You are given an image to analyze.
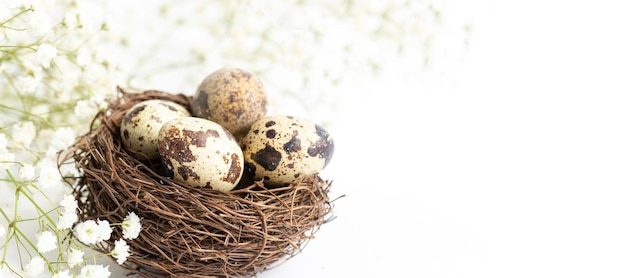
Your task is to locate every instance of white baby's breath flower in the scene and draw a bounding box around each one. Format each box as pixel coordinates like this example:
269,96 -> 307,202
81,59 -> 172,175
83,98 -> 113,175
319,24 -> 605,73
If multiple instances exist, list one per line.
77,264 -> 110,278
60,194 -> 78,213
57,210 -> 78,230
73,218 -> 111,245
0,224 -> 6,239
51,127 -> 76,151
74,99 -> 98,119
36,43 -> 58,69
96,219 -> 112,241
19,76 -> 39,93
36,230 -> 57,253
75,220 -> 99,245
25,256 -> 45,277
122,211 -> 142,240
12,121 -> 36,147
111,239 -> 130,265
67,248 -> 84,268
37,160 -> 62,189
19,163 -> 36,180
28,8 -> 52,37
52,270 -> 72,278
76,47 -> 92,67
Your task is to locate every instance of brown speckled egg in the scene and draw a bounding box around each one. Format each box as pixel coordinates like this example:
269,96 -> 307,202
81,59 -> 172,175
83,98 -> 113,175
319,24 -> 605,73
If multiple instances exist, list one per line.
120,99 -> 191,160
158,117 -> 244,192
241,115 -> 334,186
190,67 -> 268,138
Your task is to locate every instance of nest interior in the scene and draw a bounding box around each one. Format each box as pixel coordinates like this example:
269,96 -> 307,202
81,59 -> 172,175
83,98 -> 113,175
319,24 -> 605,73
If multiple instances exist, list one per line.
60,88 -> 336,277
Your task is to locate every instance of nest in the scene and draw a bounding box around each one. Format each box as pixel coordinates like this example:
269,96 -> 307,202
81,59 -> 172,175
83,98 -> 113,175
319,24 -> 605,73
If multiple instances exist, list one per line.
60,88 -> 336,277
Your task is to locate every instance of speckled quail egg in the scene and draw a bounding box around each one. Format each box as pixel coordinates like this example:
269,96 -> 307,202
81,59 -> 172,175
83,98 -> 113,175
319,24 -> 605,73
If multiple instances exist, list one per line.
121,99 -> 191,160
190,67 -> 269,138
240,115 -> 334,186
158,117 -> 244,192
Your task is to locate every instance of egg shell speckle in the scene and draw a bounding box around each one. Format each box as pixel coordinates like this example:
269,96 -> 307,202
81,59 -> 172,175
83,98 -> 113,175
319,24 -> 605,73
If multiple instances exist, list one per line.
241,115 -> 334,186
158,117 -> 244,192
190,67 -> 268,138
120,99 -> 191,160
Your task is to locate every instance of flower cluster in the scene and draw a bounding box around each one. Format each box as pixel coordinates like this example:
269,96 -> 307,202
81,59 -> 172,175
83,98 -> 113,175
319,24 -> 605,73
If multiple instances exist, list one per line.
25,209 -> 142,278
0,0 -> 139,277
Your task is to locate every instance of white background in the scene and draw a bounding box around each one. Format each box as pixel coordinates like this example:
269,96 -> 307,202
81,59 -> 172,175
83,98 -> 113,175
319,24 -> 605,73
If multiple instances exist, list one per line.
256,1 -> 626,277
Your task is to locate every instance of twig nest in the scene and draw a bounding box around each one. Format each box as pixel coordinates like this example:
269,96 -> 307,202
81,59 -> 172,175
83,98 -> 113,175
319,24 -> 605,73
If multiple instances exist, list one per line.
61,88 -> 336,277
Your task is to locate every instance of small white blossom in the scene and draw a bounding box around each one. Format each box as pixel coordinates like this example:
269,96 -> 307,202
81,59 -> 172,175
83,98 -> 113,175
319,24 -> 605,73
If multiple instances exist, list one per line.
52,270 -> 72,278
36,43 -> 58,69
96,219 -> 112,241
36,230 -> 57,253
0,224 -> 6,239
77,264 -> 110,278
122,211 -> 142,240
12,121 -> 36,147
74,99 -> 98,119
60,194 -> 78,213
74,218 -> 113,245
57,210 -> 78,230
25,256 -> 45,277
19,163 -> 36,180
76,47 -> 92,67
111,239 -> 130,265
51,127 -> 76,151
67,248 -> 84,268
28,8 -> 52,37
19,76 -> 39,93
75,220 -> 99,245
37,160 -> 62,189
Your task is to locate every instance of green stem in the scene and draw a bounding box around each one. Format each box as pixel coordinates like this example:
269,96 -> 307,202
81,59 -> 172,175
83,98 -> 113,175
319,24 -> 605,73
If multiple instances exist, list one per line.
0,6 -> 34,28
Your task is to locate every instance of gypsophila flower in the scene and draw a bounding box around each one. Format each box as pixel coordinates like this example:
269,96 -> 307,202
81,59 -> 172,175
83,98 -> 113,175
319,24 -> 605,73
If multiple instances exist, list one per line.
19,163 -> 36,180
75,220 -> 99,245
96,219 -> 113,241
77,264 -> 111,278
12,121 -> 36,147
36,43 -> 58,69
37,160 -> 62,189
19,75 -> 39,93
36,230 -> 57,253
57,210 -> 78,230
51,127 -> 76,151
111,239 -> 130,265
52,270 -> 72,278
60,194 -> 78,212
67,248 -> 84,268
72,219 -> 112,244
122,211 -> 142,240
25,256 -> 45,277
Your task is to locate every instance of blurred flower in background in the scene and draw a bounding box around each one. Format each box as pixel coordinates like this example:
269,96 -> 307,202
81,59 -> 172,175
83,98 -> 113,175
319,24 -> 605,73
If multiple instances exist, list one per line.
0,0 -> 470,276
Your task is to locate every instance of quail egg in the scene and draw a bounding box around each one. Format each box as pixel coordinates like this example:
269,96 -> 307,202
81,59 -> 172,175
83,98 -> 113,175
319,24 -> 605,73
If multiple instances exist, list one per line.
120,99 -> 191,160
190,67 -> 269,138
158,117 -> 244,192
240,115 -> 334,186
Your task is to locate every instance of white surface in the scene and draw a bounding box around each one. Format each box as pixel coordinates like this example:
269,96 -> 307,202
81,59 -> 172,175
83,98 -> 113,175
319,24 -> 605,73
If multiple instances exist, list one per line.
255,1 -> 626,278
